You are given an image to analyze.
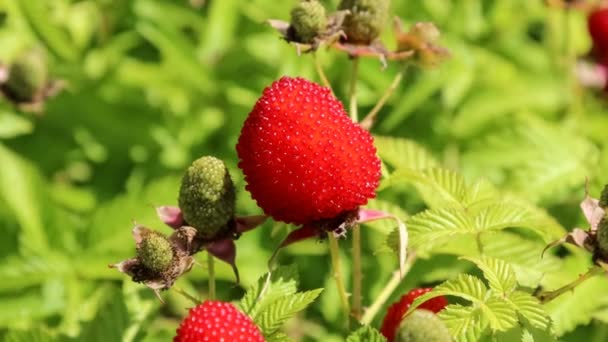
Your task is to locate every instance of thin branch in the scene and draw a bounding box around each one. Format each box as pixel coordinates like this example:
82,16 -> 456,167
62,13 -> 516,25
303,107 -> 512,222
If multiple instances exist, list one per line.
360,67 -> 406,130
352,225 -> 362,320
360,253 -> 417,325
328,233 -> 351,319
536,266 -> 604,304
349,58 -> 359,122
313,53 -> 333,92
208,252 -> 216,300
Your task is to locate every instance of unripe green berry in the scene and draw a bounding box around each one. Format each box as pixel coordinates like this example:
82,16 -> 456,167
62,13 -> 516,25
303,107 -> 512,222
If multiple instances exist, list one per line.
396,310 -> 451,342
138,231 -> 173,273
290,0 -> 327,43
599,184 -> 608,209
338,0 -> 390,44
178,156 -> 236,239
5,50 -> 47,102
598,215 -> 608,256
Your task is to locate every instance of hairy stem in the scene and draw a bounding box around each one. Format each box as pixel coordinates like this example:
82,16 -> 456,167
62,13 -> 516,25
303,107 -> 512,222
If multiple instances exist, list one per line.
361,253 -> 417,325
208,252 -> 216,300
349,58 -> 359,121
313,53 -> 332,92
328,233 -> 351,319
536,266 -> 604,304
352,225 -> 362,319
174,287 -> 201,306
360,67 -> 406,130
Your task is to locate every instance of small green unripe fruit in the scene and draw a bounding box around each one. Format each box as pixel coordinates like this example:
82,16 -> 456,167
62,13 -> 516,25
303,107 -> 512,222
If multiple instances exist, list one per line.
138,231 -> 173,273
396,309 -> 451,342
290,0 -> 327,43
598,216 -> 608,256
338,0 -> 390,44
5,50 -> 48,102
178,156 -> 236,239
599,184 -> 608,209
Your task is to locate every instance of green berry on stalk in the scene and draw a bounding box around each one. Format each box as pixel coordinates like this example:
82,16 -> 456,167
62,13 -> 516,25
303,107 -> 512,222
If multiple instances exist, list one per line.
290,0 -> 327,43
598,215 -> 608,256
338,0 -> 390,44
178,156 -> 236,239
137,230 -> 173,274
4,49 -> 48,102
396,309 -> 451,342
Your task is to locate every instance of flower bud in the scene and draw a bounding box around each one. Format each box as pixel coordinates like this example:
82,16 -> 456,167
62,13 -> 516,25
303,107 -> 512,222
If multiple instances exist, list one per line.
597,215 -> 608,256
178,156 -> 236,239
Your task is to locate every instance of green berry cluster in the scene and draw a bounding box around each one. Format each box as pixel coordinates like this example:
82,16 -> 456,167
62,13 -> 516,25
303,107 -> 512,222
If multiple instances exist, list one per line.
339,0 -> 390,44
178,156 -> 236,239
290,0 -> 328,43
137,231 -> 174,274
396,309 -> 451,342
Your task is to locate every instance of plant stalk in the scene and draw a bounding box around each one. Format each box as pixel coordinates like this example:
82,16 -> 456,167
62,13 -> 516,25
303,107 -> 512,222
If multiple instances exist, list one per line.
208,252 -> 216,300
352,225 -> 362,319
536,266 -> 604,304
349,58 -> 359,121
360,253 -> 417,325
313,53 -> 333,92
360,67 -> 406,130
328,233 -> 351,318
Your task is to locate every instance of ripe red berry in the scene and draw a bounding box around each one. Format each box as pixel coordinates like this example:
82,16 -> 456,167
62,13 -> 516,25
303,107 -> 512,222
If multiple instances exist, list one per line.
174,301 -> 264,342
589,7 -> 608,65
236,76 -> 381,225
380,288 -> 448,342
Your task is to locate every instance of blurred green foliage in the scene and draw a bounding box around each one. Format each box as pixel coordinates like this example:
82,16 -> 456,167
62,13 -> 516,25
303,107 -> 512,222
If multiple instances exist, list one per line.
0,0 -> 607,341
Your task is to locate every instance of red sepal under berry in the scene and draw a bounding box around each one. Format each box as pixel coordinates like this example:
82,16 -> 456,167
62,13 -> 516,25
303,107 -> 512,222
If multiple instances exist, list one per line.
174,300 -> 265,342
380,288 -> 448,342
236,76 -> 381,225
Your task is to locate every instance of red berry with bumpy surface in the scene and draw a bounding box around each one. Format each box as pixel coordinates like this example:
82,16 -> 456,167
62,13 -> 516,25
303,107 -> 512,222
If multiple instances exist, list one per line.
589,7 -> 608,65
236,76 -> 381,225
174,301 -> 265,342
380,288 -> 448,342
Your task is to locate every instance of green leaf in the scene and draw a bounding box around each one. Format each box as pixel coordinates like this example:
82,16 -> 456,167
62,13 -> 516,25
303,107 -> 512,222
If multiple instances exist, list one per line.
0,144 -> 48,254
405,203 -> 546,253
257,289 -> 323,335
0,111 -> 33,139
374,136 -> 439,171
345,325 -> 387,342
507,291 -> 551,331
4,327 -> 58,342
438,304 -> 486,342
462,256 -> 517,296
10,0 -> 78,61
545,275 -> 608,336
266,332 -> 294,342
239,264 -> 299,318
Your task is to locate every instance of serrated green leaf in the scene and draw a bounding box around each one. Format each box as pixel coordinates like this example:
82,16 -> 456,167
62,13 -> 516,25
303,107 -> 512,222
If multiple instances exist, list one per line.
462,256 -> 517,296
257,289 -> 323,335
507,291 -> 551,331
345,325 -> 387,342
484,296 -> 518,331
374,135 -> 439,171
439,304 -> 486,342
405,203 -> 545,253
266,332 -> 294,342
239,265 -> 299,319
